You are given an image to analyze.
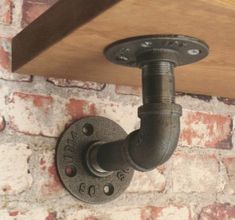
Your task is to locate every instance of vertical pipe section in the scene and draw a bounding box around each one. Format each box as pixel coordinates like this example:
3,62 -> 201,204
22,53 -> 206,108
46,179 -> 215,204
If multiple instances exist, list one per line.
142,61 -> 175,104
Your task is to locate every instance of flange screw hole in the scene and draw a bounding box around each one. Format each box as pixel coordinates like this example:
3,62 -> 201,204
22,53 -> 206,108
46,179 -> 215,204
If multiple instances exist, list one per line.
65,165 -> 77,177
82,124 -> 94,136
104,183 -> 114,196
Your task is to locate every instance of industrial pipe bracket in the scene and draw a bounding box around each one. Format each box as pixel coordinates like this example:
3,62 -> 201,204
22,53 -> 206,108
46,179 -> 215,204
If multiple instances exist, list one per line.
56,35 -> 209,204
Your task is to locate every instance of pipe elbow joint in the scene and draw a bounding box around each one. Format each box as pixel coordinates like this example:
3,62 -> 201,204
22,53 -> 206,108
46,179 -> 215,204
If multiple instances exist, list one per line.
125,103 -> 182,172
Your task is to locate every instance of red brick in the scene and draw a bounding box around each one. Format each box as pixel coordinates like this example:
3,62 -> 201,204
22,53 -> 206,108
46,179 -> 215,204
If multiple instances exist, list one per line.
8,211 -> 19,217
0,0 -> 13,25
180,110 -> 232,149
66,98 -> 95,120
38,151 -> 64,198
199,204 -> 235,220
141,205 -> 191,220
47,78 -> 106,91
171,152 -> 221,193
115,85 -> 141,96
45,212 -> 57,220
22,0 -> 58,26
0,208 -> 56,219
13,92 -> 53,110
0,37 -> 10,71
0,37 -> 32,81
7,92 -> 95,137
223,157 -> 235,195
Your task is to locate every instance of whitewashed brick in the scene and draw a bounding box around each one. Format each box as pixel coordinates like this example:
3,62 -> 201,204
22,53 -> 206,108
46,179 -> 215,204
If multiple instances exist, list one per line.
0,143 -> 32,195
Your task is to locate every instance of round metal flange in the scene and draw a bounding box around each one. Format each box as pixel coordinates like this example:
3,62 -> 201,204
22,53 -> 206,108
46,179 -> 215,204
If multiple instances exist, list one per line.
56,116 -> 134,204
104,34 -> 209,67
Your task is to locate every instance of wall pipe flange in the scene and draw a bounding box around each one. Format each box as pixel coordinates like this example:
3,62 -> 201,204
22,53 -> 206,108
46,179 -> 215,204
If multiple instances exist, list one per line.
56,116 -> 134,204
56,35 -> 209,204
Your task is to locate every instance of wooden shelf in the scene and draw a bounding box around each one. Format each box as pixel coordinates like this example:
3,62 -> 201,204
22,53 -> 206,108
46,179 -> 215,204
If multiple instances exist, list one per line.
12,0 -> 235,98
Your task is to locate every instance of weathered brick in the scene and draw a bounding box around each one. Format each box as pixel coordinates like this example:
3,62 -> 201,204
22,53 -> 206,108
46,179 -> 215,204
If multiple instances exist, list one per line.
140,205 -> 191,220
0,208 -> 56,220
96,101 -> 138,134
0,69 -> 32,82
22,0 -> 58,26
223,157 -> 235,195
0,37 -> 32,81
0,0 -> 12,25
180,110 -> 232,149
36,151 -> 64,198
47,78 -> 106,91
171,152 -> 221,193
127,169 -> 166,193
65,209 -> 101,220
7,92 -> 95,137
66,98 -> 95,120
115,85 -> 141,96
65,205 -> 190,220
0,37 -> 10,71
0,143 -> 32,195
199,203 -> 235,220
105,207 -> 141,220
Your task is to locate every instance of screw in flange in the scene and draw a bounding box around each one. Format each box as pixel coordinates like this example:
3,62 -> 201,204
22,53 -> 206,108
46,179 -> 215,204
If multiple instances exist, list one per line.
187,49 -> 201,55
141,41 -> 153,48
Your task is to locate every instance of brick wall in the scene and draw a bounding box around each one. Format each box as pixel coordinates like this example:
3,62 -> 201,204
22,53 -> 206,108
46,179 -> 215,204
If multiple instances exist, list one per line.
0,1 -> 235,220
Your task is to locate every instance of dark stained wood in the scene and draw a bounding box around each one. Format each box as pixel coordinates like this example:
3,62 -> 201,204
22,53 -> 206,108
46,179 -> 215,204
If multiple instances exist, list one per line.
12,0 -> 120,71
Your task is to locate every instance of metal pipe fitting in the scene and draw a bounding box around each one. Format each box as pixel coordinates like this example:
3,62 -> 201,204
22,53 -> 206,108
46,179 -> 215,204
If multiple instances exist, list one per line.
56,35 -> 209,204
93,56 -> 182,172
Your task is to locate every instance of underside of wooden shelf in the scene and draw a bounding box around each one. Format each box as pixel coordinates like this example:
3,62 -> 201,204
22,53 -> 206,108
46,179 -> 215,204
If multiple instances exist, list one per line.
12,0 -> 235,98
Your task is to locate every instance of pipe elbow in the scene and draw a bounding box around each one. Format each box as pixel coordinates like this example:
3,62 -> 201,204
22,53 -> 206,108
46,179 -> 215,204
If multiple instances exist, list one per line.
126,103 -> 182,171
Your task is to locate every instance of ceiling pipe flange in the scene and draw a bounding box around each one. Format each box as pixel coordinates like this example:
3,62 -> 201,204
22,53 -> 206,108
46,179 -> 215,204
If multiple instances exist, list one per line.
56,35 -> 209,204
104,34 -> 208,67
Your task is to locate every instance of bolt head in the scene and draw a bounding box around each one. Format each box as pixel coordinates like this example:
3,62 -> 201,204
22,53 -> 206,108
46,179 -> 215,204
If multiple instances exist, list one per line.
187,49 -> 201,55
141,41 -> 153,48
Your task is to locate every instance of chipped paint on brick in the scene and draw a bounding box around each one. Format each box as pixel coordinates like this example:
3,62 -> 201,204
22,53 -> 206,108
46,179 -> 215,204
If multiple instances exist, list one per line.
0,143 -> 32,195
180,110 -> 232,149
141,205 -> 191,220
223,157 -> 235,195
22,0 -> 58,26
0,0 -> 12,25
45,212 -> 57,220
199,204 -> 235,220
8,211 -> 19,217
172,152 -> 223,193
66,98 -> 96,120
37,151 -> 64,198
127,169 -> 166,193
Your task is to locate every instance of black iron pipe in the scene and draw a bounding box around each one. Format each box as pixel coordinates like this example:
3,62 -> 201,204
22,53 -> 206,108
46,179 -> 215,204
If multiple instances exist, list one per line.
90,54 -> 182,173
